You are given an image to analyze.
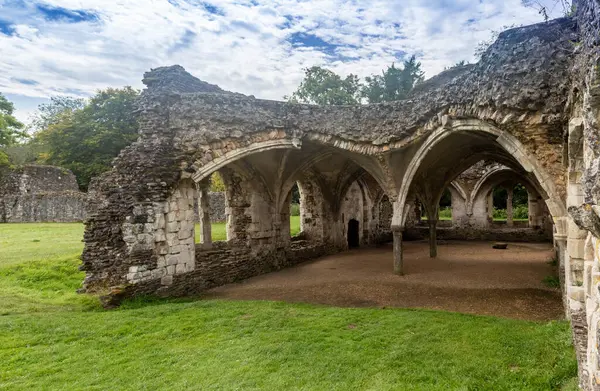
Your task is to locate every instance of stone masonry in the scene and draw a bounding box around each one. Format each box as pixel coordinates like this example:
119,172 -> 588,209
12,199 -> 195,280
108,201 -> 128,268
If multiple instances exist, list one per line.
0,165 -> 87,223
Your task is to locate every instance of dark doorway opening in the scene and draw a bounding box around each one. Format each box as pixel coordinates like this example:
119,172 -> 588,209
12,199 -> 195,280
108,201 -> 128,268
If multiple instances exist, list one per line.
348,219 -> 360,248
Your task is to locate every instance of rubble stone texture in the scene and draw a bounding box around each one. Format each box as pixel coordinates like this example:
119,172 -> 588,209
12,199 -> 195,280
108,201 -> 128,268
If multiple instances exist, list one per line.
81,5 -> 600,388
0,165 -> 86,223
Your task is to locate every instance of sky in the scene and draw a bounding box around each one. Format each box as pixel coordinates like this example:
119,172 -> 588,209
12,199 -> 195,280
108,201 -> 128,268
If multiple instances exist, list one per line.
0,0 -> 565,123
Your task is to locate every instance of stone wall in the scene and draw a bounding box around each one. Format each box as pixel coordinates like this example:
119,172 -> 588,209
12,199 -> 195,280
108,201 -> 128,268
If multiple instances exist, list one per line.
0,165 -> 87,223
194,191 -> 226,222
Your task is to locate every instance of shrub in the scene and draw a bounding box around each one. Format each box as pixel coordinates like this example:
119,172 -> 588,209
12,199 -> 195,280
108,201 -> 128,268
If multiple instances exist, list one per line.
290,203 -> 300,216
439,207 -> 452,220
513,205 -> 528,220
0,150 -> 9,167
493,208 -> 507,220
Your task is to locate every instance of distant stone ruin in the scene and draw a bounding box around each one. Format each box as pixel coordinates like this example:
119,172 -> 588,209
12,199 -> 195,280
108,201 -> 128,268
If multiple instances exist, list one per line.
0,165 -> 86,223
80,3 -> 600,388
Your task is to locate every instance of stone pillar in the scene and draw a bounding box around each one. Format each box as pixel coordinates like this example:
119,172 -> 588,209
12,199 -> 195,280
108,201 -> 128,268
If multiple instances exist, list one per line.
528,196 -> 538,229
428,219 -> 437,258
506,187 -> 514,227
487,193 -> 494,225
198,180 -> 212,248
393,229 -> 403,275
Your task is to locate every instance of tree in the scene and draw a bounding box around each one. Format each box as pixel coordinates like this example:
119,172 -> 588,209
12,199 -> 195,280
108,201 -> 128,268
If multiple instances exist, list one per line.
287,66 -> 361,105
361,56 -> 425,103
34,87 -> 140,190
209,172 -> 226,192
29,96 -> 85,132
0,93 -> 26,147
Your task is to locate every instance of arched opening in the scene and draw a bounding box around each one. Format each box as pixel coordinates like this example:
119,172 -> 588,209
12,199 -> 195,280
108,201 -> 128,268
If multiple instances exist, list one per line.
348,219 -> 360,248
289,182 -> 301,238
512,183 -> 529,226
439,188 -> 452,226
394,120 -> 565,273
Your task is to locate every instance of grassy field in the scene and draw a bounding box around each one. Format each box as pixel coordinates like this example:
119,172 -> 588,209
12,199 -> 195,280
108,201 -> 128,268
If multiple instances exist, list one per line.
0,222 -> 578,390
199,216 -> 301,242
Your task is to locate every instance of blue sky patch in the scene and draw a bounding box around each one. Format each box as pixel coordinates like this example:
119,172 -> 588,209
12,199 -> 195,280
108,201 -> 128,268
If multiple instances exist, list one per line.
288,32 -> 341,56
201,2 -> 224,15
35,4 -> 99,23
0,20 -> 16,35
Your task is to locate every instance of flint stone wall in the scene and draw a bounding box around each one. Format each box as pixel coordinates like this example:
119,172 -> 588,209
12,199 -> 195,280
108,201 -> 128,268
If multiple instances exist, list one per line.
193,191 -> 226,222
0,165 -> 86,223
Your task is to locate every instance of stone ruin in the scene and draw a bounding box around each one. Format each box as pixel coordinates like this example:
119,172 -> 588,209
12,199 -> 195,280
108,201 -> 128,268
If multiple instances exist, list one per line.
0,165 -> 86,223
80,2 -> 600,388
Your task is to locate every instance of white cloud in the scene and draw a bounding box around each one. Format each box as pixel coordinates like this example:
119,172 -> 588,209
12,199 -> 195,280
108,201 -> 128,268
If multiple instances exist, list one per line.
0,0 -> 566,123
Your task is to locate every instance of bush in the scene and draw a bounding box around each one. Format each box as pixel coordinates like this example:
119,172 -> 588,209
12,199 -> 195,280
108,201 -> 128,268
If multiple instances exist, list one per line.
493,208 -> 507,220
290,203 -> 300,216
0,150 -> 9,167
439,207 -> 452,220
513,204 -> 528,220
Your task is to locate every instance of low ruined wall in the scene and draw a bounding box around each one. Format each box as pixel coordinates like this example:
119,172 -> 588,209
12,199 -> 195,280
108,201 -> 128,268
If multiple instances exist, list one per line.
0,165 -> 87,223
0,192 -> 87,223
405,226 -> 552,243
101,240 -> 338,306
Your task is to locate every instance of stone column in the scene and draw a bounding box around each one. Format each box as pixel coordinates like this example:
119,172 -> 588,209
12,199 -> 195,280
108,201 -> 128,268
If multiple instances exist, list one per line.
393,229 -> 404,275
506,187 -> 514,227
428,219 -> 437,258
487,193 -> 494,225
528,196 -> 539,229
198,180 -> 212,248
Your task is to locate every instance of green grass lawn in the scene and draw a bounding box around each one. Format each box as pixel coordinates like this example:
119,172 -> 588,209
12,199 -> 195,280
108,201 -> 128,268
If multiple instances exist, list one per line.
0,222 -> 578,390
196,216 -> 301,242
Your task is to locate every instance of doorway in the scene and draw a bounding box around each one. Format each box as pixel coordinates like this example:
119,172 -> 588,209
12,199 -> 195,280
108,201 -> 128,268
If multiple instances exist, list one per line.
348,219 -> 360,248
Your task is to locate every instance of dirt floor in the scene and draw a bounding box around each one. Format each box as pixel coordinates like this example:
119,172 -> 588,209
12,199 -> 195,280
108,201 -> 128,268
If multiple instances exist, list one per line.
205,241 -> 563,321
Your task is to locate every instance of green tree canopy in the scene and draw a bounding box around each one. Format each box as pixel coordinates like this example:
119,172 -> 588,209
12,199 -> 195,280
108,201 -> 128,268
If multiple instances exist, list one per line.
29,96 -> 85,132
288,57 -> 425,106
34,87 -> 140,191
287,66 -> 362,105
0,93 -> 26,147
361,56 -> 425,103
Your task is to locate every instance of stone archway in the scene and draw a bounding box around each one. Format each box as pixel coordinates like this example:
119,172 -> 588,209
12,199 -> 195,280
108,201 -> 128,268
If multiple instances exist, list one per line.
394,119 -> 566,232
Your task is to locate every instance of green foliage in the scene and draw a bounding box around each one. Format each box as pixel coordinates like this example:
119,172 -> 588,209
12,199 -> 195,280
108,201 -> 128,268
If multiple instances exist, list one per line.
288,56 -> 425,105
439,188 -> 452,208
209,172 -> 226,192
0,150 -> 9,167
290,203 -> 300,216
0,143 -> 46,166
439,207 -> 452,220
493,184 -> 528,210
361,56 -> 425,103
287,66 -> 361,105
291,183 -> 300,204
0,93 -> 26,147
33,87 -> 140,190
29,96 -> 85,132
513,183 -> 528,205
196,216 -> 300,242
513,205 -> 529,220
493,207 -> 508,220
